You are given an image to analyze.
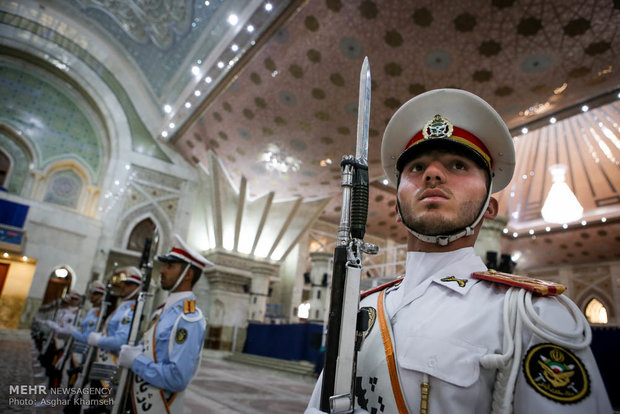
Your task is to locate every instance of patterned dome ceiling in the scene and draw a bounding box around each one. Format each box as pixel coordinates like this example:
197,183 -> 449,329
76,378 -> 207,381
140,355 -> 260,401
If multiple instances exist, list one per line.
1,0 -> 618,270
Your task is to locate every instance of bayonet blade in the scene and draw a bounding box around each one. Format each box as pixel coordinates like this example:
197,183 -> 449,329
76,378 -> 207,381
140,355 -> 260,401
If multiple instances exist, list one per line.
355,57 -> 371,165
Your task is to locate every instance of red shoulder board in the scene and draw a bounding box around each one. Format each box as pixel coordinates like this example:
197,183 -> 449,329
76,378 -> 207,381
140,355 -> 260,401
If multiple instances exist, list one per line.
473,270 -> 565,296
183,299 -> 196,314
361,277 -> 403,299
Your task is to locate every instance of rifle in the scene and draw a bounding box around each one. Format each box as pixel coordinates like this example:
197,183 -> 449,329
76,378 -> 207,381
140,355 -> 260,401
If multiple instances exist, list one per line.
68,280 -> 114,409
111,229 -> 158,414
320,57 -> 377,413
55,293 -> 87,373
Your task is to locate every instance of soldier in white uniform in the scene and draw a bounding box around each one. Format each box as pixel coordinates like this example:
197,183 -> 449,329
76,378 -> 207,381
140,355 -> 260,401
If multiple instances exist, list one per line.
118,234 -> 211,414
306,89 -> 613,413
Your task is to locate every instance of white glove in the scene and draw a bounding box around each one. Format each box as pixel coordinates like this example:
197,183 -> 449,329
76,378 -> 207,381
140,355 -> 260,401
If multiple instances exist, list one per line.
118,344 -> 142,368
87,332 -> 102,346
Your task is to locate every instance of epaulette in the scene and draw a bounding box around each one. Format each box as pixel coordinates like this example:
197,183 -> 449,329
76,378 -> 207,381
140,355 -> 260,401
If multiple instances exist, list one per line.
183,299 -> 196,314
473,269 -> 565,296
361,277 -> 404,299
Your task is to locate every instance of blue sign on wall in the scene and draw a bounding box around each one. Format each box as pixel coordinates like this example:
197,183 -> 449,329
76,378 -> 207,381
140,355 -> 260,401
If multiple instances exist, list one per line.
0,199 -> 29,228
0,227 -> 24,245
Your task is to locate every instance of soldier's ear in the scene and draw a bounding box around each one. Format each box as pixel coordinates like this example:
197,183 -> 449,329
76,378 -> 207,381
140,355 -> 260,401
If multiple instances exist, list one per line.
484,197 -> 499,220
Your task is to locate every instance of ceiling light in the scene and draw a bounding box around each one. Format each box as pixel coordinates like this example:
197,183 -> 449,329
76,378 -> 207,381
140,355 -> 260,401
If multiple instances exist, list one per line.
194,90 -> 201,97
169,122 -> 175,129
382,179 -> 389,185
529,229 -> 534,235
247,25 -> 255,33
22,256 -> 28,261
545,226 -> 551,232
502,228 -> 508,234
511,251 -> 522,262
205,76 -> 212,83
581,220 -> 587,226
191,66 -> 200,76
227,14 -> 238,25
161,131 -> 168,138
125,164 -> 130,170
601,217 -> 607,223
541,164 -> 583,224
204,1 -> 210,6
549,117 -> 557,124
185,102 -> 192,109
512,232 -> 518,238
231,44 -> 239,52
55,268 -> 68,278
562,223 -> 568,229
164,104 -> 172,113
521,127 -> 528,134
581,105 -> 589,112
217,61 -> 225,69
265,2 -> 273,11
2,252 -> 8,258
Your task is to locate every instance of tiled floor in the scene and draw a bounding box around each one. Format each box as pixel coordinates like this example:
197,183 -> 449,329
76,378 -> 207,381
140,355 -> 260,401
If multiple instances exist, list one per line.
0,329 -> 316,413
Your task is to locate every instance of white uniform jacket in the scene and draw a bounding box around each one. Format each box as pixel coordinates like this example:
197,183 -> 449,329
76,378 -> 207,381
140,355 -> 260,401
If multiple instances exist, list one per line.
306,247 -> 612,414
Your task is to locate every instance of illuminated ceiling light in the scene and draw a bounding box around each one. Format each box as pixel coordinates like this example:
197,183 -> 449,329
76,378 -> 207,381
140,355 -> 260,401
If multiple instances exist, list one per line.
169,122 -> 175,129
227,14 -> 238,25
510,192 -> 515,198
164,104 -> 172,113
231,44 -> 239,52
247,24 -> 255,33
114,180 -> 120,185
512,232 -> 518,238
161,131 -> 168,138
2,252 -> 8,258
502,228 -> 508,234
55,268 -> 68,278
562,223 -> 568,229
217,61 -> 225,69
185,102 -> 192,109
382,178 -> 389,185
265,2 -> 273,11
581,105 -> 589,112
521,127 -> 529,134
228,59 -> 235,66
191,65 -> 200,76
204,1 -> 210,5
22,255 -> 28,261
511,251 -> 522,262
549,117 -> 557,124
545,226 -> 551,232
581,220 -> 587,226
522,174 -> 527,180
194,90 -> 201,97
541,164 -> 583,224
205,76 -> 212,83
124,164 -> 130,170
297,302 -> 310,319
511,211 -> 519,219
601,217 -> 607,223
529,229 -> 535,235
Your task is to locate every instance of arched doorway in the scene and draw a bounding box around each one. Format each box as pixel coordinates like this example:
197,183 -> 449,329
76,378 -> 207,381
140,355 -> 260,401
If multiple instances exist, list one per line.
41,266 -> 74,304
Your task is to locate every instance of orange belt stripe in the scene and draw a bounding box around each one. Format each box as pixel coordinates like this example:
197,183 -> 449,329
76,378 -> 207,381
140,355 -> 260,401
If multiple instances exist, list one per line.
377,290 -> 409,413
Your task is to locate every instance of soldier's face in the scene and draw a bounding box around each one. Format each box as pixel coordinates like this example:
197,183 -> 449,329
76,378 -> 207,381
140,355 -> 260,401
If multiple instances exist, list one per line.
397,148 -> 488,236
160,262 -> 186,291
90,292 -> 102,305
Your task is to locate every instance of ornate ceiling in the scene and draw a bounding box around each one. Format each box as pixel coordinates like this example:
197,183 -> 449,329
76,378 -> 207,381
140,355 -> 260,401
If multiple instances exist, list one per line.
1,0 -> 619,270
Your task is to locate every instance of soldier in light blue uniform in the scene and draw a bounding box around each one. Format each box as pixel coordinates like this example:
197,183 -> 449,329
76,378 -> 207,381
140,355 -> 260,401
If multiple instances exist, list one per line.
88,267 -> 143,355
119,234 -> 212,414
72,281 -> 105,344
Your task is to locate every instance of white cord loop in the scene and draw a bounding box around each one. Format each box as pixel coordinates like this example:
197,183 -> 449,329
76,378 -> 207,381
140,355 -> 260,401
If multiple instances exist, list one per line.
481,287 -> 592,414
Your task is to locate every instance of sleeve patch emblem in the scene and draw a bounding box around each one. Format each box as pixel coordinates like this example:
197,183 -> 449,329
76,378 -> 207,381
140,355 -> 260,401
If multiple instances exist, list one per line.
523,343 -> 590,404
121,317 -> 131,325
176,328 -> 188,344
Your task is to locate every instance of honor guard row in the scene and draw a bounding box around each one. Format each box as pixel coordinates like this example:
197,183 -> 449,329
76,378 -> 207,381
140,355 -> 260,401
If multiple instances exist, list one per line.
31,234 -> 210,414
306,89 -> 613,413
